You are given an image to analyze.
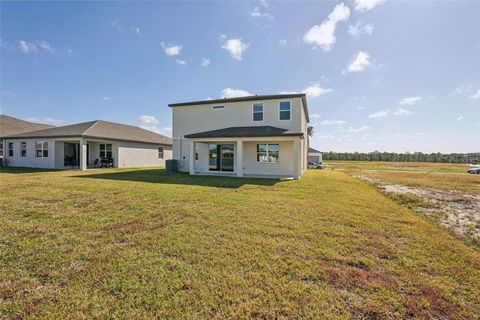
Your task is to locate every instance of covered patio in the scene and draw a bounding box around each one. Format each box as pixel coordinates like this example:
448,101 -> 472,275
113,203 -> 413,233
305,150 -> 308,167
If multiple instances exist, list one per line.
54,138 -> 117,170
185,126 -> 307,179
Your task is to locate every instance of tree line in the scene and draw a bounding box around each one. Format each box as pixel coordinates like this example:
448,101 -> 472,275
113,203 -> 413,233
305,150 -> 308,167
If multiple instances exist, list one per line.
321,151 -> 480,164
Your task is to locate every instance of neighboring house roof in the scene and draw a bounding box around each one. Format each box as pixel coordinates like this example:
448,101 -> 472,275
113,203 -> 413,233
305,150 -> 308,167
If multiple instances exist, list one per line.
0,115 -> 55,138
308,147 -> 321,153
169,93 -> 310,122
5,120 -> 173,145
184,126 -> 304,139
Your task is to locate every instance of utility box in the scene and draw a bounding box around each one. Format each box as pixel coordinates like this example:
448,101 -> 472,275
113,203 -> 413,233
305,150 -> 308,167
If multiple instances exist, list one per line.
165,159 -> 178,172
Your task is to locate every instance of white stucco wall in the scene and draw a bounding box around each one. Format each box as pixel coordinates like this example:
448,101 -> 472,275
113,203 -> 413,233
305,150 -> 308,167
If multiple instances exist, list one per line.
242,141 -> 294,176
4,138 -> 56,169
117,142 -> 172,168
172,97 -> 308,174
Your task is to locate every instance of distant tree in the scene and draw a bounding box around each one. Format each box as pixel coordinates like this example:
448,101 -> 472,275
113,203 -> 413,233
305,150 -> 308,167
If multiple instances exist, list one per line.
321,151 -> 480,163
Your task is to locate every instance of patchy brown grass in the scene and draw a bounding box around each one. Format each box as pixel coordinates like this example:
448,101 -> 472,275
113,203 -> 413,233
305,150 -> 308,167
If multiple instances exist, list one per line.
0,167 -> 479,319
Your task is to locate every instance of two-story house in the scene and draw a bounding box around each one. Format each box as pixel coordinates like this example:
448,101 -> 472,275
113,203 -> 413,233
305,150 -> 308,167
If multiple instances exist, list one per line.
169,93 -> 309,179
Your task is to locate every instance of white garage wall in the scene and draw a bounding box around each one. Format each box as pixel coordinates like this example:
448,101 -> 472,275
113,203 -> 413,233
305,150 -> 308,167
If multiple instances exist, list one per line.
117,141 -> 172,168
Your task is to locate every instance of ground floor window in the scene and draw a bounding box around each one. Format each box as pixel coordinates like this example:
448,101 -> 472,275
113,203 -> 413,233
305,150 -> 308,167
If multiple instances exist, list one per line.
158,146 -> 164,159
257,144 -> 279,163
8,142 -> 13,157
0,142 -> 3,157
100,143 -> 112,159
36,141 -> 48,158
21,142 -> 27,157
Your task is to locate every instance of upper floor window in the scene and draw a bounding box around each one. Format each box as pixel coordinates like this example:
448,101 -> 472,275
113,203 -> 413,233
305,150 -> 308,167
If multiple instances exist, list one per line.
279,101 -> 291,120
253,103 -> 263,121
21,142 -> 27,157
36,141 -> 48,158
100,143 -> 112,159
8,142 -> 13,157
158,146 -> 164,159
212,105 -> 225,110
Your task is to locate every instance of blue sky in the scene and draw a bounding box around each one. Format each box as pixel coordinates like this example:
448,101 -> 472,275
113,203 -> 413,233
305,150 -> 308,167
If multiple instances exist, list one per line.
1,0 -> 479,153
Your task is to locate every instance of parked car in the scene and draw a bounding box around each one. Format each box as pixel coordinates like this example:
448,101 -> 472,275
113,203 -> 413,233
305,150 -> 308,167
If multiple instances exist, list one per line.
467,168 -> 480,174
308,161 -> 324,169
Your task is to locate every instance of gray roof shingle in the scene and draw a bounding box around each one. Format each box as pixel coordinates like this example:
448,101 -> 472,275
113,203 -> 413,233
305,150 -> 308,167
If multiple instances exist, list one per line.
0,115 -> 55,138
184,126 -> 304,139
4,120 -> 172,145
308,147 -> 321,153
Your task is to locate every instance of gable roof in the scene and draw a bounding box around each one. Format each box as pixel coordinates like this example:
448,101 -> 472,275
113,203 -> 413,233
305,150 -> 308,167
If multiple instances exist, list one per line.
0,115 -> 55,138
5,120 -> 172,145
184,126 -> 304,139
308,147 -> 321,153
169,93 -> 310,122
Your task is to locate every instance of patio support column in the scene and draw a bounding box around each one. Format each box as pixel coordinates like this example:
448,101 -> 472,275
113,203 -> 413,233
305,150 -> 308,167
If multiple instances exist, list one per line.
236,140 -> 243,177
80,138 -> 87,171
293,138 -> 301,180
189,140 -> 195,175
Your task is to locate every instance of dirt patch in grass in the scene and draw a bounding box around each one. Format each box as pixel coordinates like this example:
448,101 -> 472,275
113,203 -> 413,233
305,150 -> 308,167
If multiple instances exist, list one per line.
355,174 -> 480,246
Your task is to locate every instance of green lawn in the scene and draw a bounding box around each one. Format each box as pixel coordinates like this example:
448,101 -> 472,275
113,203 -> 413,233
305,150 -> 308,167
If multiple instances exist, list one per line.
1,167 -> 479,319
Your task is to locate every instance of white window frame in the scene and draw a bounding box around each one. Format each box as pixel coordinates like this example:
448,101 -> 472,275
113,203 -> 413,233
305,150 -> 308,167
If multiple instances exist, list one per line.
35,141 -> 48,158
256,143 -> 280,164
279,100 -> 291,121
8,142 -> 14,157
158,146 -> 164,159
212,105 -> 225,110
0,142 -> 3,158
21,141 -> 27,157
99,143 -> 113,159
252,102 -> 264,122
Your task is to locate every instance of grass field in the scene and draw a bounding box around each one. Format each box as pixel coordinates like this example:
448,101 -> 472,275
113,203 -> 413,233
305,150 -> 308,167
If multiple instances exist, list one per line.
1,167 -> 480,319
326,160 -> 471,173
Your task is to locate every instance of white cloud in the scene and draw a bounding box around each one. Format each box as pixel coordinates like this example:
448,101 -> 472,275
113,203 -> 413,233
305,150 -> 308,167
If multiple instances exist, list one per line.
316,134 -> 335,139
250,6 -> 273,20
102,96 -> 110,101
348,126 -> 370,133
66,48 -> 73,56
368,110 -> 389,119
25,117 -> 64,126
111,20 -> 123,31
130,26 -> 141,35
346,51 -> 370,73
320,119 -> 346,126
18,40 -> 56,54
220,88 -> 253,98
354,0 -> 385,12
469,89 -> 480,99
37,41 -> 55,53
356,105 -> 364,110
457,114 -> 464,121
279,39 -> 287,46
221,38 -> 250,60
259,0 -> 269,7
394,108 -> 414,116
176,59 -> 186,65
450,85 -> 472,95
1,91 -> 17,97
348,21 -> 374,36
279,82 -> 332,99
399,96 -> 422,105
310,113 -> 322,119
303,3 -> 350,51
304,83 -> 333,98
201,58 -> 211,67
0,38 -> 13,49
160,42 -> 182,56
139,115 -> 159,125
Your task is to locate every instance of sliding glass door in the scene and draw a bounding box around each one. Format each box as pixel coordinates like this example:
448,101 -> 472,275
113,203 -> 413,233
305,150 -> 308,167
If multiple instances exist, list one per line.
208,144 -> 234,172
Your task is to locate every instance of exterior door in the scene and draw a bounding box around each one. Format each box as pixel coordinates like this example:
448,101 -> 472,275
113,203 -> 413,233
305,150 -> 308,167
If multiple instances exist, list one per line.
208,144 -> 234,172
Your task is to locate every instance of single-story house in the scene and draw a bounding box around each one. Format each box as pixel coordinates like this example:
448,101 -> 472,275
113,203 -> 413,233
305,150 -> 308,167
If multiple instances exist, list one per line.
169,93 -> 310,179
308,147 -> 323,163
0,115 -> 54,159
2,117 -> 172,170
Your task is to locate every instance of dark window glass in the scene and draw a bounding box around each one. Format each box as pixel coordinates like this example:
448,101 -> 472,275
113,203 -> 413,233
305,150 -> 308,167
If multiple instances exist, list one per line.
21,142 -> 27,157
253,103 -> 263,121
8,142 -> 13,157
279,101 -> 291,120
158,146 -> 164,159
